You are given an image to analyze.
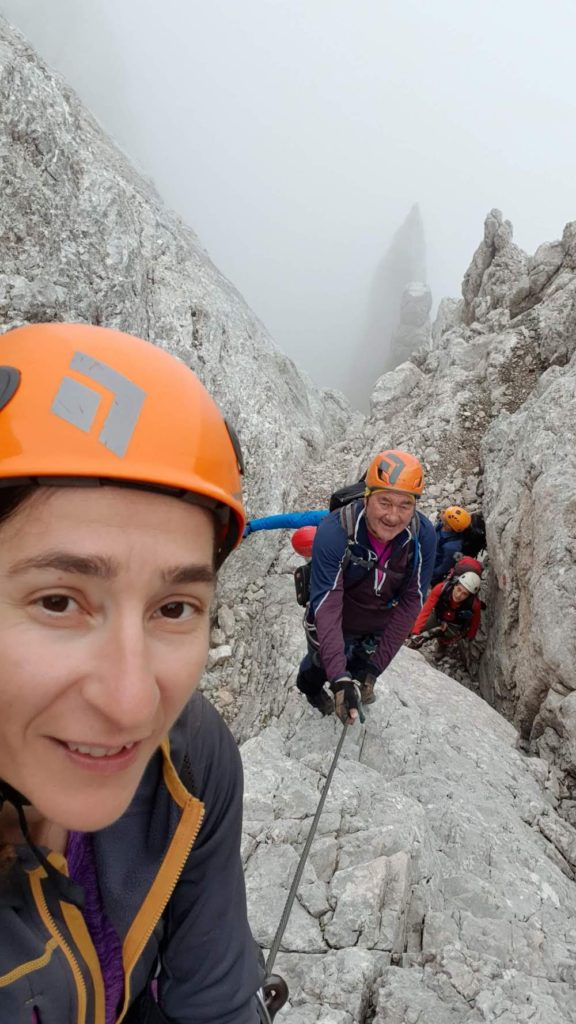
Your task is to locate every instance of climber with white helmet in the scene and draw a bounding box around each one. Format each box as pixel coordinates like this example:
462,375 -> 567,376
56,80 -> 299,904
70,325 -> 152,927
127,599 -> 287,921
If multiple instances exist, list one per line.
295,449 -> 436,723
0,324 -> 273,1023
410,570 -> 482,650
431,505 -> 473,585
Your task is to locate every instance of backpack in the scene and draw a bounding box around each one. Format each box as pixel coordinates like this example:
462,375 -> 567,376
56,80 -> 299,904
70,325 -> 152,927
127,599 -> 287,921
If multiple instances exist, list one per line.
328,474 -> 366,512
448,555 -> 483,580
460,513 -> 486,558
294,561 -> 312,607
296,479 -> 366,605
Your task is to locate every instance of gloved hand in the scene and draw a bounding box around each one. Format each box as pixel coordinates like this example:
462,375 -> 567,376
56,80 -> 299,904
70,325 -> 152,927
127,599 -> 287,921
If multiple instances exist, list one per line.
405,634 -> 424,649
330,677 -> 361,725
242,522 -> 253,538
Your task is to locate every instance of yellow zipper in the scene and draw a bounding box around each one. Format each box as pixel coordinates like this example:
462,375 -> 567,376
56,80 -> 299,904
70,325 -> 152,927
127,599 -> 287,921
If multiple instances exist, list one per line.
60,898 -> 106,1023
20,739 -> 203,1024
0,938 -> 57,987
116,799 -> 204,1022
29,867 -> 88,1024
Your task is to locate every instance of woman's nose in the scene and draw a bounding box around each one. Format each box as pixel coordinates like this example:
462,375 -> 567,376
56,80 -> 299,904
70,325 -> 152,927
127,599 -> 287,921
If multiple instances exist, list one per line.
82,623 -> 161,731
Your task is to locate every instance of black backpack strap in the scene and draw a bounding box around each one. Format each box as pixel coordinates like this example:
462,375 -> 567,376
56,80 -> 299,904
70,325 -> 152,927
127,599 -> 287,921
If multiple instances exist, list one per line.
339,501 -> 358,540
338,502 -> 360,575
435,578 -> 454,617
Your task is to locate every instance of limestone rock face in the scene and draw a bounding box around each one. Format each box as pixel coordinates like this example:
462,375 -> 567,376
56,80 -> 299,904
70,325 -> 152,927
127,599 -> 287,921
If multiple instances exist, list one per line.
387,281 -> 432,369
0,14 -> 349,562
243,654 -> 576,1023
480,357 -> 576,771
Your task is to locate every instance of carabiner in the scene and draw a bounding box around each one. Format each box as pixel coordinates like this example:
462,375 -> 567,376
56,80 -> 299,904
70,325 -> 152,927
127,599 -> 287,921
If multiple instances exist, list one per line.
256,974 -> 289,1022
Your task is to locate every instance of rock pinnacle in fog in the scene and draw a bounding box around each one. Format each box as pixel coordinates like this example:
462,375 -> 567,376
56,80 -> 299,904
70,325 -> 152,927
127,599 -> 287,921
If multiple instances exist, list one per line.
352,204 -> 428,409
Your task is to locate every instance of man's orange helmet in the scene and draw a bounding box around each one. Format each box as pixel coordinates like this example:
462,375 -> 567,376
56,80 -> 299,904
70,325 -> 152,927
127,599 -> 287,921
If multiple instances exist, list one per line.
441,506 -> 471,532
0,323 -> 245,565
364,449 -> 424,498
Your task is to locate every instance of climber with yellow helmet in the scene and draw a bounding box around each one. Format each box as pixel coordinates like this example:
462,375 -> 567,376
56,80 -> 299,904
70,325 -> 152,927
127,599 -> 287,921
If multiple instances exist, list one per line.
296,449 -> 436,723
430,505 -> 472,586
0,324 -> 265,1023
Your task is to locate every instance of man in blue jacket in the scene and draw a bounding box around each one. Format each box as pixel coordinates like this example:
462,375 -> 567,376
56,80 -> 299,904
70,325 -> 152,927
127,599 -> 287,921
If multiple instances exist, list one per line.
431,505 -> 472,585
296,449 -> 436,724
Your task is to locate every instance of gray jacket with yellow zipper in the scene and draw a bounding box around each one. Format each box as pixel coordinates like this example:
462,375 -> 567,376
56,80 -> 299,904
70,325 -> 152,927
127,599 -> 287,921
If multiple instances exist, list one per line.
0,694 -> 262,1024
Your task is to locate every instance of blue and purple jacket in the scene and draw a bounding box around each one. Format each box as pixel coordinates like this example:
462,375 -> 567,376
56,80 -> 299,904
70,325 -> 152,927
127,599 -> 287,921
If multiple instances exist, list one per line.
307,501 -> 436,681
2,695 -> 262,1024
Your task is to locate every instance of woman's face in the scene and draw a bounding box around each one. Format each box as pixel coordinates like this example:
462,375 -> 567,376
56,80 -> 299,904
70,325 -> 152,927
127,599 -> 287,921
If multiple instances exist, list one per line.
0,486 -> 216,832
452,583 -> 469,603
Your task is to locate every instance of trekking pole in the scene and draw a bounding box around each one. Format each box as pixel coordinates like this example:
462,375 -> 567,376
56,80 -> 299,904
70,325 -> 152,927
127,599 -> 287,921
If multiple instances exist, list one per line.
265,722 -> 350,976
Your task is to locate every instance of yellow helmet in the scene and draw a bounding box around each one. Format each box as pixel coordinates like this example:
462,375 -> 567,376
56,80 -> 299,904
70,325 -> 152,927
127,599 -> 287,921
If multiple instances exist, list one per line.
441,506 -> 471,532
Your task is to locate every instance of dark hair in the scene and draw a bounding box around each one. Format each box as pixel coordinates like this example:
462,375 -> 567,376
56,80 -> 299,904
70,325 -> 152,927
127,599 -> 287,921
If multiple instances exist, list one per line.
0,484 -> 40,527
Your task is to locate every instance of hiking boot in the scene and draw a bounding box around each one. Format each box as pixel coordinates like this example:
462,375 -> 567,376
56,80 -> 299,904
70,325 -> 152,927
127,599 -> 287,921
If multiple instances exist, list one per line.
359,674 -> 377,705
306,688 -> 334,716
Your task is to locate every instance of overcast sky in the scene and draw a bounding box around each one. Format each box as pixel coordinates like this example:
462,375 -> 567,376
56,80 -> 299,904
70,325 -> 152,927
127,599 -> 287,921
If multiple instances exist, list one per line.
3,0 -> 576,398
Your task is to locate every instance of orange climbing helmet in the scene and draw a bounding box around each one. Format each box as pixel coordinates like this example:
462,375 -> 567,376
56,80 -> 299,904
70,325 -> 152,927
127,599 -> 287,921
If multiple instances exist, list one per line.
364,449 -> 424,498
441,506 -> 471,532
0,323 -> 245,564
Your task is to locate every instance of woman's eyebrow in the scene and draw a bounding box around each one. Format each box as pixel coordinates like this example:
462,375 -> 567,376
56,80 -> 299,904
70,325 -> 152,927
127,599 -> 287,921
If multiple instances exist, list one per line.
6,553 -> 215,585
7,552 -> 119,578
162,564 -> 215,585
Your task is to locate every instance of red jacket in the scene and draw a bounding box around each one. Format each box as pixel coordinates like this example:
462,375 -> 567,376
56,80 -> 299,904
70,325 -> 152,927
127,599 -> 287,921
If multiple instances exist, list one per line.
412,581 -> 481,640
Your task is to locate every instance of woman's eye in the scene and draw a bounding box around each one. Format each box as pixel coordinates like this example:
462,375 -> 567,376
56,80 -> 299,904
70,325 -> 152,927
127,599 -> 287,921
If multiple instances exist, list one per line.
38,595 -> 76,614
158,601 -> 195,620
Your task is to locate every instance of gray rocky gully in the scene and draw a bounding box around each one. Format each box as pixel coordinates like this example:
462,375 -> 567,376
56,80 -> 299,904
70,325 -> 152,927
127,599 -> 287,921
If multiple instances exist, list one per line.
243,655 -> 576,1023
2,10 -> 576,1022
